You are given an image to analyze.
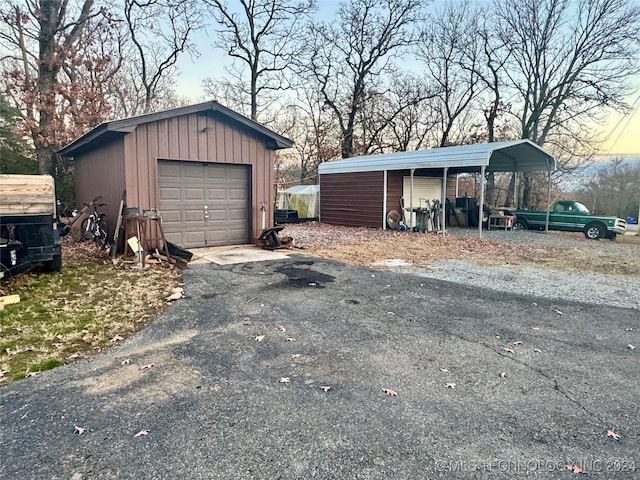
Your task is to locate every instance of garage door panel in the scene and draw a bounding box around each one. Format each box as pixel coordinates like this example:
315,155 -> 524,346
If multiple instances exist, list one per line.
227,167 -> 248,180
159,187 -> 181,200
158,160 -> 250,248
207,188 -> 227,200
158,164 -> 180,177
161,210 -> 181,223
185,231 -> 206,244
184,164 -> 206,178
184,188 -> 205,200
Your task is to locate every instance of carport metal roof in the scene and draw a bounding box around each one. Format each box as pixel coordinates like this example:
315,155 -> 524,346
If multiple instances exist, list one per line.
318,139 -> 555,174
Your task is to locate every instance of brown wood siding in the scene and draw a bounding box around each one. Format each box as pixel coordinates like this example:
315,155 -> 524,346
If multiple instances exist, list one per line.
75,137 -> 125,236
386,170 -> 404,215
320,172 -> 384,228
123,112 -> 273,243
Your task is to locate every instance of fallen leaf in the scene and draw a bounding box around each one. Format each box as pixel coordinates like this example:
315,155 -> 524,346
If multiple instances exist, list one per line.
532,327 -> 540,330
286,337 -> 296,342
445,383 -> 457,389
534,348 -> 542,353
165,291 -> 182,302
607,430 -> 621,440
140,363 -> 154,370
513,341 -> 523,346
566,464 -> 586,474
134,429 -> 149,437
502,347 -> 515,354
499,372 -> 507,378
628,344 -> 636,350
121,358 -> 131,365
26,372 -> 38,378
439,368 -> 449,373
371,274 -> 375,277
279,377 -> 290,383
255,335 -> 265,342
67,353 -> 81,360
291,354 -> 301,359
387,312 -> 395,316
276,326 -> 286,332
111,335 -> 124,342
554,309 -> 563,315
321,386 -> 332,392
382,388 -> 398,396
74,426 -> 85,435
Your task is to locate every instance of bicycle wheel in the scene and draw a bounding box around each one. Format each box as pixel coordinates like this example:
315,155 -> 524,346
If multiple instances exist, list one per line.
96,219 -> 109,247
80,218 -> 94,242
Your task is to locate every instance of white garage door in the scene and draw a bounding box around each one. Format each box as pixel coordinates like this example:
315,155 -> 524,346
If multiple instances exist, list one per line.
402,176 -> 442,208
158,160 -> 250,248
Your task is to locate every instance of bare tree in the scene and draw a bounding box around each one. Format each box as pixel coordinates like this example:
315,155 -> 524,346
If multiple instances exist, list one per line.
0,0 -> 119,175
495,0 -> 640,206
417,1 -> 482,147
121,0 -> 201,115
305,0 -> 427,159
203,0 -> 316,122
576,158 -> 640,217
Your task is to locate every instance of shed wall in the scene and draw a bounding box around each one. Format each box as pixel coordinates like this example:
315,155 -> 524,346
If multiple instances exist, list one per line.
320,172 -> 384,228
74,137 -> 126,235
123,112 -> 273,241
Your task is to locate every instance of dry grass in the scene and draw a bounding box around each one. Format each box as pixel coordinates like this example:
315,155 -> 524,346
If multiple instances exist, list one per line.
0,237 -> 181,384
283,222 -> 640,275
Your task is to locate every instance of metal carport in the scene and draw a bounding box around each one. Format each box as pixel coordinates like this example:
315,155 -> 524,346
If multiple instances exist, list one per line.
318,139 -> 556,237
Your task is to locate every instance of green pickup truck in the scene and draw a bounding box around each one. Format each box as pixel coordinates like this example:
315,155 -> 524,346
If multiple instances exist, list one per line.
509,200 -> 627,240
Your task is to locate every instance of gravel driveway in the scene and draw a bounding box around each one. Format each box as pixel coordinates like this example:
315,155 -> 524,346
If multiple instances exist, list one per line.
1,252 -> 638,479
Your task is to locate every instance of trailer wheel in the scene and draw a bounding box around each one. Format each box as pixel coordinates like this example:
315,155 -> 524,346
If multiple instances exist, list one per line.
584,222 -> 605,240
45,243 -> 62,273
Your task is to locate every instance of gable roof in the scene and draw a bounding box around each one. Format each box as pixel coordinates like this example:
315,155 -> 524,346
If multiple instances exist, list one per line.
58,100 -> 294,157
318,140 -> 555,174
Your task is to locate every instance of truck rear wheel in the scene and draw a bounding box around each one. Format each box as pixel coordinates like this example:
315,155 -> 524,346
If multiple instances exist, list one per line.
513,218 -> 528,231
46,254 -> 62,273
584,222 -> 605,240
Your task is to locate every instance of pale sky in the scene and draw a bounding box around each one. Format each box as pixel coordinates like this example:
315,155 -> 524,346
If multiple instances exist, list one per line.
174,1 -> 640,156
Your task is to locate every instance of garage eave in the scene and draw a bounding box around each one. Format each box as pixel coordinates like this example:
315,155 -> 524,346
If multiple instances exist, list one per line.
58,100 -> 294,157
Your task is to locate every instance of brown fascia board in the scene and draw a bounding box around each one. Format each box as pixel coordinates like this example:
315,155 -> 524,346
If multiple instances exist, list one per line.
58,100 -> 293,157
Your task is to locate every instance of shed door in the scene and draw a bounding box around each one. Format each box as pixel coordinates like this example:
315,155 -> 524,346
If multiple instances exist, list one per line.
157,160 -> 250,248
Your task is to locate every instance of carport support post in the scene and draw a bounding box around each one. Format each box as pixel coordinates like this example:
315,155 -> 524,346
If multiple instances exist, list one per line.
545,160 -> 552,232
410,168 -> 415,230
441,167 -> 448,234
478,166 -> 486,238
383,170 -> 388,230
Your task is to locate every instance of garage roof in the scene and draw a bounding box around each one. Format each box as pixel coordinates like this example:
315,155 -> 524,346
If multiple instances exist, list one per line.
318,140 -> 555,174
58,100 -> 294,156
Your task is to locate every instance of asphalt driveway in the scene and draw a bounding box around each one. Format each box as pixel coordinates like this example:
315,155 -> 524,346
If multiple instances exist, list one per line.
1,256 -> 638,479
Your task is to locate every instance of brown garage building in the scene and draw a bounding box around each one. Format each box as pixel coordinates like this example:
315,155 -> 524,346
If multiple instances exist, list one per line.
59,101 -> 293,249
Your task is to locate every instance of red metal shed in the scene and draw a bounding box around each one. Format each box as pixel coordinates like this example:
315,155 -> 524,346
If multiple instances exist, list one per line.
59,101 -> 293,249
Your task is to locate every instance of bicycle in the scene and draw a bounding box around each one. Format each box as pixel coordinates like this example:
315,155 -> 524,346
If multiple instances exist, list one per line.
80,199 -> 109,247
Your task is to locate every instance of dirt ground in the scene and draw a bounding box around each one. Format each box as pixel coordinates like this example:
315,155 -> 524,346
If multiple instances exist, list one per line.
282,222 -> 640,276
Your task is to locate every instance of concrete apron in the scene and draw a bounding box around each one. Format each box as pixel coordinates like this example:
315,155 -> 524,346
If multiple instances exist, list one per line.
189,245 -> 291,265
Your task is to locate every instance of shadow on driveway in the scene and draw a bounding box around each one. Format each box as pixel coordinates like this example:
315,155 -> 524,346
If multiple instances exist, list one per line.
1,256 -> 638,479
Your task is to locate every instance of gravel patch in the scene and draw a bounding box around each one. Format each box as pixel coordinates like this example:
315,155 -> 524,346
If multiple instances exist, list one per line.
284,223 -> 640,310
399,260 -> 640,310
